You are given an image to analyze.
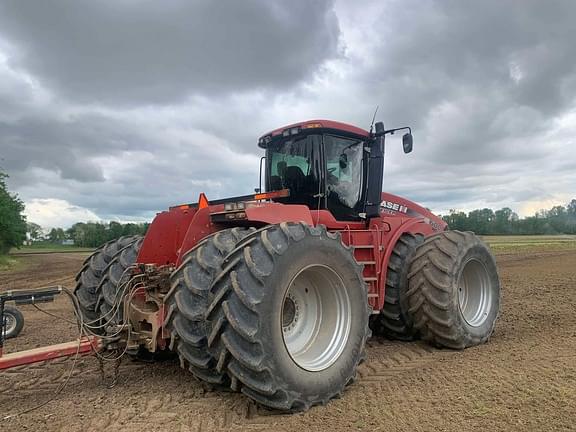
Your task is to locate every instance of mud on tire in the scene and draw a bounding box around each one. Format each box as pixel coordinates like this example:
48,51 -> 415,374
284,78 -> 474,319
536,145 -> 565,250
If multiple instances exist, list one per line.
74,236 -> 141,326
371,233 -> 423,341
164,227 -> 256,385
406,230 -> 500,349
205,222 -> 370,411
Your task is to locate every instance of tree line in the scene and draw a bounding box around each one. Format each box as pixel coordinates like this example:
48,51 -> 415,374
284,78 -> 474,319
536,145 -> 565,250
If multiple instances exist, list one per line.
1,169 -> 148,252
28,221 -> 149,248
61,221 -> 149,247
0,172 -> 27,254
442,199 -> 576,235
2,168 -> 575,256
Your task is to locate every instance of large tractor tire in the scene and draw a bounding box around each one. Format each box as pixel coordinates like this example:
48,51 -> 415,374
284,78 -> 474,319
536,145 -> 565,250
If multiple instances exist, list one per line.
406,231 -> 500,349
205,222 -> 370,411
164,227 -> 256,385
371,233 -> 423,341
74,236 -> 141,327
97,236 -> 143,328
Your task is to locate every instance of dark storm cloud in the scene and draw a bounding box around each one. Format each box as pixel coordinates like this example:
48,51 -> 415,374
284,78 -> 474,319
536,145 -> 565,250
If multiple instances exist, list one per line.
0,0 -> 339,104
0,113 -> 144,182
341,0 -> 576,210
368,0 -> 576,120
0,0 -> 339,205
1,0 -> 575,226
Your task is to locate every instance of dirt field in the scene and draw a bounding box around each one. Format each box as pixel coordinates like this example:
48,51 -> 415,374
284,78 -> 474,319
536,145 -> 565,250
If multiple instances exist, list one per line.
1,246 -> 575,432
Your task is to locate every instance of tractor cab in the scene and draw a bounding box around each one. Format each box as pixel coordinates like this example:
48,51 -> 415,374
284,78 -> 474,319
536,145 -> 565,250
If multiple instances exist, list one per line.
258,119 -> 413,221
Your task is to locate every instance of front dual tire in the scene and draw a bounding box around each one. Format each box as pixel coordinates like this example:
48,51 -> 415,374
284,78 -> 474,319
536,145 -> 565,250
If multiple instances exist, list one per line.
193,222 -> 370,411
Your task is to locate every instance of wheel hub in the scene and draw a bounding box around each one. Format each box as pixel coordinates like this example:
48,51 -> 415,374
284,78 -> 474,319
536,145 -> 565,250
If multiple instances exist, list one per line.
282,295 -> 298,329
281,264 -> 351,372
458,258 -> 493,327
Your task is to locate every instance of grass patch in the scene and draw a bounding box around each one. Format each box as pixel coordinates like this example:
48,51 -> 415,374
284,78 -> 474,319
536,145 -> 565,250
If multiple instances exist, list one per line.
10,244 -> 94,254
482,235 -> 576,254
0,254 -> 24,271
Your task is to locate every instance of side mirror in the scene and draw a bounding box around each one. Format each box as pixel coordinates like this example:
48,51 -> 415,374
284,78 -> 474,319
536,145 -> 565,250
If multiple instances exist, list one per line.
402,133 -> 413,154
374,121 -> 385,135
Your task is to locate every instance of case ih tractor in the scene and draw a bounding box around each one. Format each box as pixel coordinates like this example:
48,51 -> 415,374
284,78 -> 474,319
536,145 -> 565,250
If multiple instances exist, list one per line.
1,119 -> 501,412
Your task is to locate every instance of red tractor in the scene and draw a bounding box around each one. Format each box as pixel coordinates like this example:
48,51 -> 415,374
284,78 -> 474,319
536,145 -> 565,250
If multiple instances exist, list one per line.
71,119 -> 500,411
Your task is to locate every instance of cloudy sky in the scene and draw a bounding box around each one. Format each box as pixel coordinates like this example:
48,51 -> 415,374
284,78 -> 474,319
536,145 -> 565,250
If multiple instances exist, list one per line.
1,0 -> 575,229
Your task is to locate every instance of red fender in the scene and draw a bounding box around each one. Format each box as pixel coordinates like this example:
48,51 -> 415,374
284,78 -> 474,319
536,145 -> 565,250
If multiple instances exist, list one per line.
176,207 -> 217,266
375,217 -> 438,311
137,207 -> 197,266
244,203 -> 314,226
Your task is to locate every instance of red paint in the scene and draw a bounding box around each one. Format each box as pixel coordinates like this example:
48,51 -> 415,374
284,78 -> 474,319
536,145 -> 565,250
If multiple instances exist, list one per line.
330,194 -> 446,310
176,207 -> 217,266
245,203 -> 314,226
261,119 -> 370,141
381,192 -> 447,229
311,209 -> 367,230
138,181 -> 447,315
137,207 -> 197,266
373,218 -> 436,310
0,337 -> 100,370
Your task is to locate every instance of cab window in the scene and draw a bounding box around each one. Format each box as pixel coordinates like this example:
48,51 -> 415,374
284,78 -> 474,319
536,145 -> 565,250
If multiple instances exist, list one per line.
267,134 -> 322,208
324,135 -> 364,217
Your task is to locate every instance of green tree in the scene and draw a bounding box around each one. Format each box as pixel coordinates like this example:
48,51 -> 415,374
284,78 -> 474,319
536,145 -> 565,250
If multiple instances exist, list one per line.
493,207 -> 517,234
0,172 -> 27,253
567,199 -> 576,217
27,222 -> 43,241
442,209 -> 469,231
48,227 -> 66,243
467,208 -> 495,234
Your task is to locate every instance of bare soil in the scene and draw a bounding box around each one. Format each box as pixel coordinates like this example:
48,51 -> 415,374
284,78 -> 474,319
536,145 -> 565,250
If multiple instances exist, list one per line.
1,248 -> 575,431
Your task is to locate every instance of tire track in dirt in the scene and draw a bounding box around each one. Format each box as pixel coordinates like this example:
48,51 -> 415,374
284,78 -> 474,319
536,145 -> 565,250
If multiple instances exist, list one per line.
1,249 -> 575,432
0,356 -> 146,395
55,340 -> 444,432
358,340 -> 438,385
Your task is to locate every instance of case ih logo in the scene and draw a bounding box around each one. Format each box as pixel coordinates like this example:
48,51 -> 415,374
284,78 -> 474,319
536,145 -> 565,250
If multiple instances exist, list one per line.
380,200 -> 408,214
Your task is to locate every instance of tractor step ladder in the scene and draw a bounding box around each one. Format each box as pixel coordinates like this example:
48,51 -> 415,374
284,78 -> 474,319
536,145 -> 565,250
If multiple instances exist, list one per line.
347,230 -> 381,303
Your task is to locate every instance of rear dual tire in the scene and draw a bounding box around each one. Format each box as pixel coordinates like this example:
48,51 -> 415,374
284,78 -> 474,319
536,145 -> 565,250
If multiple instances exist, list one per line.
407,230 -> 500,349
371,233 -> 423,341
97,237 -> 143,328
74,236 -> 142,331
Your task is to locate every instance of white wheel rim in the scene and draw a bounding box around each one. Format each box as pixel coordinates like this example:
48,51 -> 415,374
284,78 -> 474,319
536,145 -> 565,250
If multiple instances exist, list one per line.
3,312 -> 17,336
458,258 -> 493,327
282,264 -> 351,372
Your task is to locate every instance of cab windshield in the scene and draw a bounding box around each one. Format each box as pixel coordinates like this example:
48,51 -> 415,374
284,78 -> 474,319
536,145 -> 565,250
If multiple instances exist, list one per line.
266,133 -> 365,218
267,134 -> 322,208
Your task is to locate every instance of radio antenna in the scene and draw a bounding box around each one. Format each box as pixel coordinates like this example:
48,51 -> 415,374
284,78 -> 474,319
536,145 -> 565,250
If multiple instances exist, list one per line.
369,105 -> 379,134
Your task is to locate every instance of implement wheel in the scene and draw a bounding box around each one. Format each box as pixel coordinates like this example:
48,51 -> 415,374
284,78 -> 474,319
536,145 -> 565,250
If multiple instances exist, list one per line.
205,222 -> 369,411
406,230 -> 500,349
2,305 -> 24,339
